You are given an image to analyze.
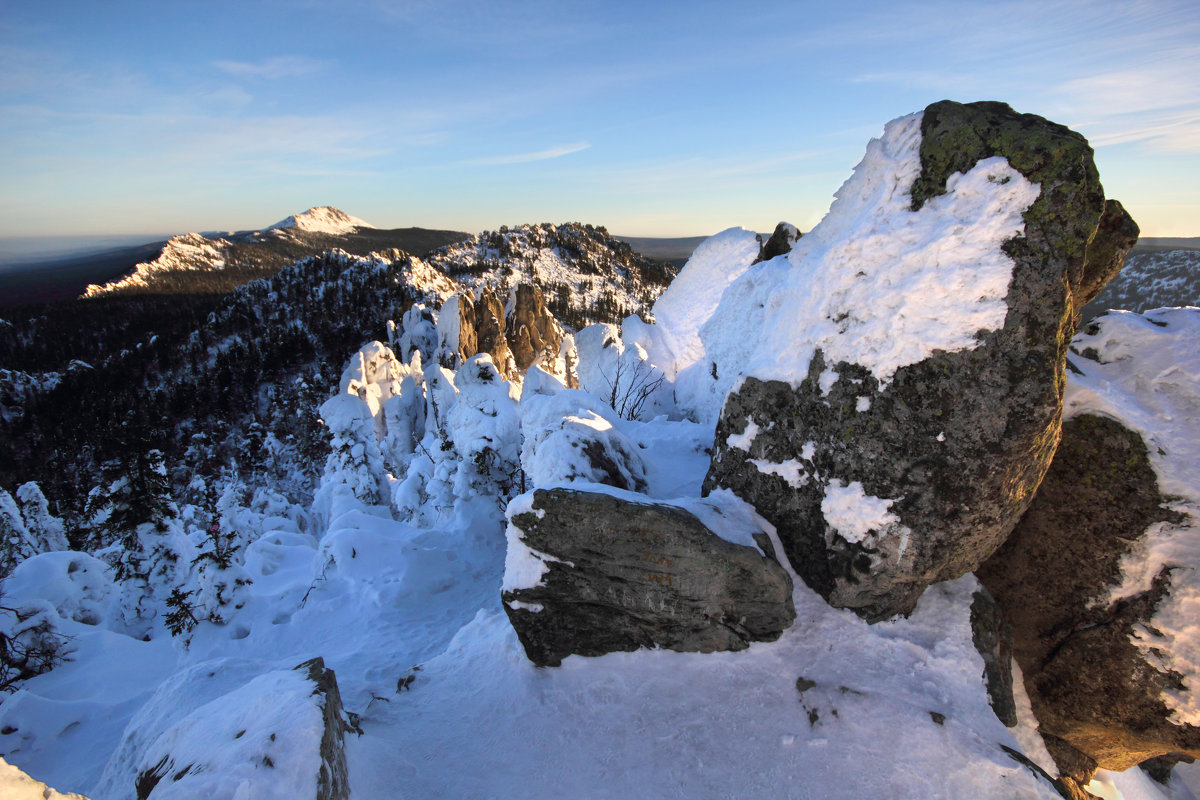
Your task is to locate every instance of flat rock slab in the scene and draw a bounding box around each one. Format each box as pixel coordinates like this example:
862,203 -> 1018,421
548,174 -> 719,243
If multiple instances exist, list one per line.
502,488 -> 795,667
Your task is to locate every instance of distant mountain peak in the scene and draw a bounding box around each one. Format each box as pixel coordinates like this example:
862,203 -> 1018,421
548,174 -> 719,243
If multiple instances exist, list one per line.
268,206 -> 373,236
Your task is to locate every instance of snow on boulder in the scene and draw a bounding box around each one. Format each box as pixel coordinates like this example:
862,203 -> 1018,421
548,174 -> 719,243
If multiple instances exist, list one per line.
650,226 -> 761,382
3,551 -> 113,627
705,100 -> 1139,621
268,206 -> 373,235
978,308 -> 1200,774
501,487 -> 794,667
94,657 -> 351,800
519,389 -> 648,493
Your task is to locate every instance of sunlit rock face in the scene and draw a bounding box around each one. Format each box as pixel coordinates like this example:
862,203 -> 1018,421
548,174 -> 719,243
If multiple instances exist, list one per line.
704,100 -> 1138,622
979,308 -> 1200,774
506,283 -> 564,372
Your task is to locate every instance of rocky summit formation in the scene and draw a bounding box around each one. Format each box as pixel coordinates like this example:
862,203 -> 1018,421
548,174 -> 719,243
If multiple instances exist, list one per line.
435,283 -> 565,378
507,283 -> 565,372
704,100 -> 1138,622
978,308 -> 1200,775
438,287 -> 514,376
501,488 -> 795,667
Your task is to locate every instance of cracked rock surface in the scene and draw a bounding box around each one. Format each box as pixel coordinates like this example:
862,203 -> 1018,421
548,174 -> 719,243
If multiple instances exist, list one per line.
501,488 -> 795,667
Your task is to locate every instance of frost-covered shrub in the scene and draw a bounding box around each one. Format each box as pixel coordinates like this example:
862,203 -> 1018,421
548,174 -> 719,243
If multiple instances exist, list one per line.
397,302 -> 439,363
447,355 -> 522,503
574,323 -> 667,421
0,489 -> 33,578
14,483 -> 68,556
0,599 -> 73,692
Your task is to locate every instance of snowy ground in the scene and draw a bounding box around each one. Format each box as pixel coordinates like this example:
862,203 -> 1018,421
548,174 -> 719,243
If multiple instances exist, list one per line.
3,402 -> 1188,799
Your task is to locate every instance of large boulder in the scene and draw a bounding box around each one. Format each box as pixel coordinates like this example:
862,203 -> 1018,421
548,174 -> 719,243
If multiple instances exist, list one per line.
977,308 -> 1200,773
703,100 -> 1138,621
501,488 -> 795,667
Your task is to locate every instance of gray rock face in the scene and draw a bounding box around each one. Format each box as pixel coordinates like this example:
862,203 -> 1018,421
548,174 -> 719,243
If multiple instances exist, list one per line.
970,588 -> 1017,728
129,658 -> 352,800
506,283 -> 564,371
502,488 -> 795,667
977,414 -> 1200,771
704,100 -> 1138,621
298,658 -> 352,800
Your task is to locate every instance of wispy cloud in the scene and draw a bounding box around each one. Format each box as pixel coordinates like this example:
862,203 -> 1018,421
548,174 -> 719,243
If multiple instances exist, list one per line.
462,141 -> 590,166
212,56 -> 327,80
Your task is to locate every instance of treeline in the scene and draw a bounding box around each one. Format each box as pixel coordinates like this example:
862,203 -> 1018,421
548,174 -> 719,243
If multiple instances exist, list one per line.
0,251 -> 447,528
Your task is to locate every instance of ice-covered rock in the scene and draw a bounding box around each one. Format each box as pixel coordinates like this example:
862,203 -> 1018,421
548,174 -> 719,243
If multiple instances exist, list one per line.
501,488 -> 795,667
704,100 -> 1138,621
978,308 -> 1200,773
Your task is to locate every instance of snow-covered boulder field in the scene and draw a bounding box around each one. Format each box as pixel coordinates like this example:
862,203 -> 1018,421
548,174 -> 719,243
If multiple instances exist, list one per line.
979,308 -> 1200,776
702,100 -> 1139,621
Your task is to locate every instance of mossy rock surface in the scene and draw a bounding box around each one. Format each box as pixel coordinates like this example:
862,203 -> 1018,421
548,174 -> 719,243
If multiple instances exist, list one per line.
705,101 -> 1137,621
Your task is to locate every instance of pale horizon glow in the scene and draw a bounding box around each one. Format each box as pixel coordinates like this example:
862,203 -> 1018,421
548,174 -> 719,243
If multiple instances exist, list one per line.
1,0 -> 1197,241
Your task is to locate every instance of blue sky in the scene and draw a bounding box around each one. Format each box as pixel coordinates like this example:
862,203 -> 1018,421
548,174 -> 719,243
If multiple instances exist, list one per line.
1,0 -> 1197,239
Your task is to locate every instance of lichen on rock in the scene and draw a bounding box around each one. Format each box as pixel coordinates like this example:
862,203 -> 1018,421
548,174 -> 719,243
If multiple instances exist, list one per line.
704,100 -> 1138,622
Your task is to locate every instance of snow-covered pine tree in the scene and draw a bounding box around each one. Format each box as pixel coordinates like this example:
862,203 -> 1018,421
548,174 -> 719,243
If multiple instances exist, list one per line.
15,482 -> 68,556
85,450 -> 192,635
0,489 -> 33,578
175,482 -> 251,636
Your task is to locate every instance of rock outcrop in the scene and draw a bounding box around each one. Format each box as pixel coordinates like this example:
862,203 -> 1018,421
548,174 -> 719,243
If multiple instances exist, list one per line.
978,414 -> 1196,771
502,488 -> 795,667
704,100 -> 1138,621
978,308 -> 1200,774
298,658 -> 352,800
506,283 -> 564,371
437,283 -> 567,378
753,221 -> 801,264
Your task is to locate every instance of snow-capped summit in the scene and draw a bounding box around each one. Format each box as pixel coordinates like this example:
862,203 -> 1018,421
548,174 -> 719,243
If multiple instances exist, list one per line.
268,206 -> 373,235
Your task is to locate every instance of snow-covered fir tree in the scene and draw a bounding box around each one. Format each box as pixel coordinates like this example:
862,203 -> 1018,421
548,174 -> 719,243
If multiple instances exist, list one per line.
85,450 -> 192,635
